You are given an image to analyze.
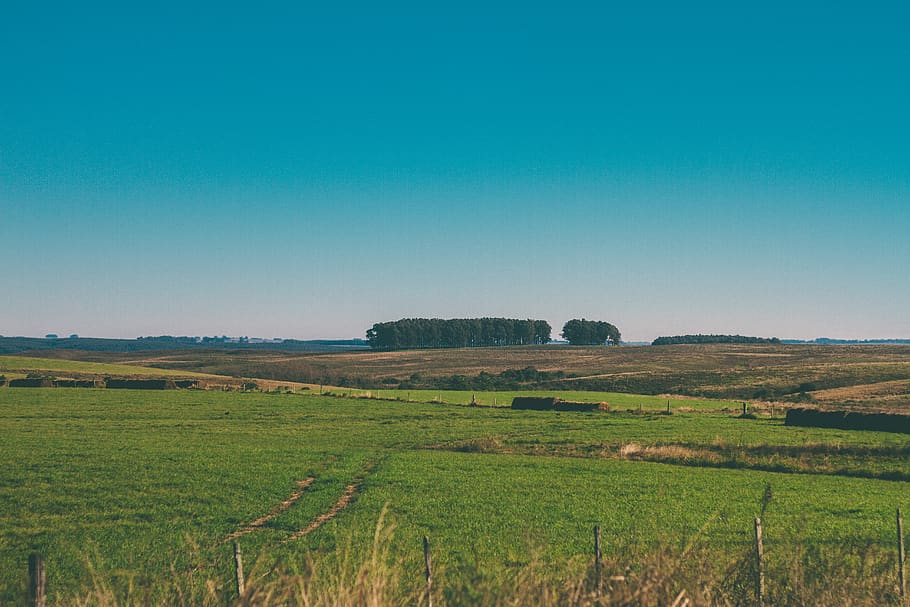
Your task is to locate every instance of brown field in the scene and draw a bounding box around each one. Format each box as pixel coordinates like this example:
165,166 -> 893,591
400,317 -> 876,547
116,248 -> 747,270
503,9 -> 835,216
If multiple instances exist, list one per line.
22,343 -> 910,408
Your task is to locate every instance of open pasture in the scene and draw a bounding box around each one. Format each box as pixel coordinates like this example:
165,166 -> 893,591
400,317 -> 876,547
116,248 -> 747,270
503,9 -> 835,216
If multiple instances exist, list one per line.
1,388 -> 909,604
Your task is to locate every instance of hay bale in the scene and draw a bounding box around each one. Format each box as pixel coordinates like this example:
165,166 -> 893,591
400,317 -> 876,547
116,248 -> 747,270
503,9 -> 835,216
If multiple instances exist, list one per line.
9,378 -> 54,388
511,397 -> 558,410
105,378 -> 177,390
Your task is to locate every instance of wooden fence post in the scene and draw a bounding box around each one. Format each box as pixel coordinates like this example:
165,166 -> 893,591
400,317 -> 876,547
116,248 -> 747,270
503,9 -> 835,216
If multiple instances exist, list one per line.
233,541 -> 245,598
594,525 -> 602,589
667,400 -> 671,413
754,517 -> 765,607
28,553 -> 46,607
899,508 -> 906,604
423,535 -> 433,607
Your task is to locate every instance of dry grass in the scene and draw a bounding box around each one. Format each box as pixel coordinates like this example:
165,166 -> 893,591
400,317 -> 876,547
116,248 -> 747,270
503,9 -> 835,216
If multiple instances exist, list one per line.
56,509 -> 904,607
619,443 -> 706,462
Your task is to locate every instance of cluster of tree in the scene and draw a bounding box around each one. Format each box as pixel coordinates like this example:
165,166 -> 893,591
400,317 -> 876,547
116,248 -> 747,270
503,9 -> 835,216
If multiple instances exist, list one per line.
365,318 -> 551,351
651,334 -> 781,346
560,319 -> 621,345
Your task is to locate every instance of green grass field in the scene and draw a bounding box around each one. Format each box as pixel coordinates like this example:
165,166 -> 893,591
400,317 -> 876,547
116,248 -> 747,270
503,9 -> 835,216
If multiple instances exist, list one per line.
0,355 -> 210,380
2,388 -> 909,604
335,387 -> 748,410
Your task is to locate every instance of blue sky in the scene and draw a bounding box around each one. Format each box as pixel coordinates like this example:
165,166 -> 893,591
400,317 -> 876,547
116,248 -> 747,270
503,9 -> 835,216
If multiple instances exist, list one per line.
2,2 -> 908,341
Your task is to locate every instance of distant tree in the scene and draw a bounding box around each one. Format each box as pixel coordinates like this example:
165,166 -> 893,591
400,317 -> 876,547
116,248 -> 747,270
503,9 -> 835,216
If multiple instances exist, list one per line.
561,319 -> 621,346
651,334 -> 780,346
366,318 -> 551,350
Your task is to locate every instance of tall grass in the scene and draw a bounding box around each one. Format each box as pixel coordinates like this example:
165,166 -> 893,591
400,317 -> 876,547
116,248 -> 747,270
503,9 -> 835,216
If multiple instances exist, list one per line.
57,509 -> 904,607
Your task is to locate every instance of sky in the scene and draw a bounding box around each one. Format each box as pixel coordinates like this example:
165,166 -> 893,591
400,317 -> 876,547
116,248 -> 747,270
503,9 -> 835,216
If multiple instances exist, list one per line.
1,1 -> 908,341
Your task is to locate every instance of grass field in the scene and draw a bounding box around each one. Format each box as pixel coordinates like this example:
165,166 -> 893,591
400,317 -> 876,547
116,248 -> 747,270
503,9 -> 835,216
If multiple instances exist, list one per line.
1,388 -> 909,604
332,388 -> 749,411
34,343 -> 910,408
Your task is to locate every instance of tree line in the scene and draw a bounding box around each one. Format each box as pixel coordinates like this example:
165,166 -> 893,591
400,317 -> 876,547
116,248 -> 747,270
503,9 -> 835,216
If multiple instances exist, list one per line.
365,318 -> 552,350
651,334 -> 781,346
560,319 -> 621,345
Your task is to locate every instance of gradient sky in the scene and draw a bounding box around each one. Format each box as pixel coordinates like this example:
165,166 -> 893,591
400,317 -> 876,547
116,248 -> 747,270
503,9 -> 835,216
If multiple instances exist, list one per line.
2,2 -> 908,341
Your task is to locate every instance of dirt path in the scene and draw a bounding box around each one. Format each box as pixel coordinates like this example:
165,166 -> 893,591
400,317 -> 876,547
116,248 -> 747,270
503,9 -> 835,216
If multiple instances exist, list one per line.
285,461 -> 378,542
225,477 -> 315,541
285,482 -> 359,542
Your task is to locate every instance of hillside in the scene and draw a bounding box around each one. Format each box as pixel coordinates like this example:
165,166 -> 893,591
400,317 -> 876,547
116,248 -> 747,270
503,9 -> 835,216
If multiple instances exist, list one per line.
25,343 -> 910,408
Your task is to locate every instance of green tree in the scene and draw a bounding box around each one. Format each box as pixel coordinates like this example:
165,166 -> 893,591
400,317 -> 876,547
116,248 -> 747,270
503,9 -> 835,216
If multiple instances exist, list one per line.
561,319 -> 621,345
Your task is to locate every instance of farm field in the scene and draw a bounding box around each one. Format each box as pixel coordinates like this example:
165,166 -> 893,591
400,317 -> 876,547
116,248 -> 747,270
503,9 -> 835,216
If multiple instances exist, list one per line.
0,355 -> 315,392
0,355 -> 208,380
32,343 -> 910,408
1,388 -> 909,604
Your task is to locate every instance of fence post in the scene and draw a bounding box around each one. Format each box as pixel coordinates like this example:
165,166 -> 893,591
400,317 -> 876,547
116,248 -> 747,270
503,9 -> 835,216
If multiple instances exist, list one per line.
754,517 -> 765,607
423,535 -> 433,607
233,541 -> 245,598
28,553 -> 46,607
594,525 -> 602,589
899,508 -> 906,604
